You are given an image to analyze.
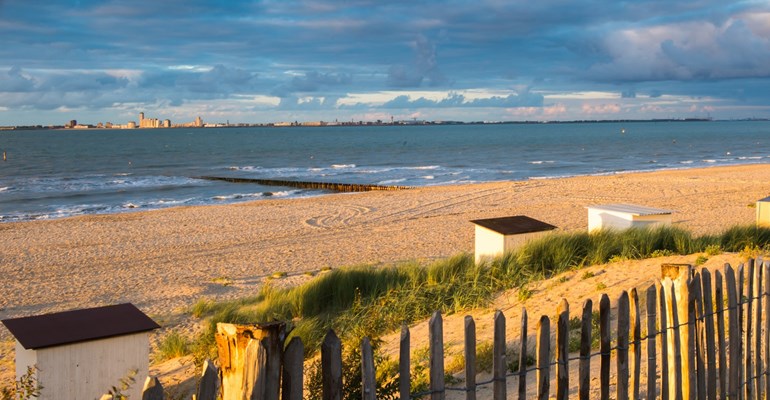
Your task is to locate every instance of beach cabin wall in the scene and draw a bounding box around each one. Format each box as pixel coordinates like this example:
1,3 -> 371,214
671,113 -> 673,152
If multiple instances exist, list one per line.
757,196 -> 770,226
471,216 -> 556,264
587,203 -> 673,232
2,303 -> 159,400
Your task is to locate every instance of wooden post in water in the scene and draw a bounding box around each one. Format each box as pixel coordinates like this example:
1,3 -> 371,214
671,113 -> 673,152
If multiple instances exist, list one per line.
536,316 -> 551,400
400,324 -> 411,400
600,294 -> 611,400
579,299 -> 592,400
493,311 -> 506,400
646,285 -> 658,400
556,299 -> 569,400
429,311 -> 446,400
464,316 -> 477,400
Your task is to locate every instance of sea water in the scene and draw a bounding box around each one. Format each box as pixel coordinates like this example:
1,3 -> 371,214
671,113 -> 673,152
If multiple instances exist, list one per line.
1,121 -> 769,222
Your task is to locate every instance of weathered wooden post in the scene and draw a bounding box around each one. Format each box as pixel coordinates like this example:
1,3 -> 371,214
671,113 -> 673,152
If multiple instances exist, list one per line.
322,330 -> 343,400
701,269 -> 717,400
536,316 -> 550,400
430,311 -> 446,400
215,321 -> 286,400
361,337 -> 377,400
141,376 -> 164,400
464,316 -> 477,400
493,310 -> 506,400
518,308 -> 528,400
617,291 -> 630,400
400,324 -> 411,400
198,359 -> 220,400
646,285 -> 657,400
556,299 -> 569,400
282,338 -> 304,400
600,294 -> 611,400
579,299 -> 592,400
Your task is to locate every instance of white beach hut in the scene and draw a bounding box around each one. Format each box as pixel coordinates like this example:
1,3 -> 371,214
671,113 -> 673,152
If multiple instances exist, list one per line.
2,303 -> 160,400
757,196 -> 770,226
470,215 -> 557,264
587,203 -> 673,232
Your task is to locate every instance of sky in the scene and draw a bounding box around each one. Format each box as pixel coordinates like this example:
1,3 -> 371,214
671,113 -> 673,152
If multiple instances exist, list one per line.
2,0 -> 770,125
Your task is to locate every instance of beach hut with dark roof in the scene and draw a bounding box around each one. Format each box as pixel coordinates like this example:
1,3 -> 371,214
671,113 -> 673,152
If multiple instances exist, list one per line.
2,303 -> 159,400
587,203 -> 673,232
470,215 -> 557,264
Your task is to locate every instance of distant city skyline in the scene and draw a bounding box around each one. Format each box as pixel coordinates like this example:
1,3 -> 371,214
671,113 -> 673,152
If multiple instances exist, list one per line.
1,1 -> 770,126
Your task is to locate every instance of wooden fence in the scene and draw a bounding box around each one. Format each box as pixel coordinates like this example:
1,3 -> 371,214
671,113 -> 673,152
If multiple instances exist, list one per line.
120,259 -> 769,400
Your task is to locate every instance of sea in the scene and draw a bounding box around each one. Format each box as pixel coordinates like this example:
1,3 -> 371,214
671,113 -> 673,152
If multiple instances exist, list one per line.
1,120 -> 769,223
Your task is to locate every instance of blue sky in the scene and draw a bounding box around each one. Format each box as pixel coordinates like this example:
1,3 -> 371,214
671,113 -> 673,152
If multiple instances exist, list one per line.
2,0 -> 770,125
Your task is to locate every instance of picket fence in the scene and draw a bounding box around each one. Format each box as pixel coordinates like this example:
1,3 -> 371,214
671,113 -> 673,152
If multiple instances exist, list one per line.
118,259 -> 770,400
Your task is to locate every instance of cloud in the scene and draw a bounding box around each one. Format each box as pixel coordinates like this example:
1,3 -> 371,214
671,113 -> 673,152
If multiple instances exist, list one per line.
587,16 -> 770,83
0,66 -> 36,92
388,35 -> 447,88
380,90 -> 544,108
272,71 -> 352,97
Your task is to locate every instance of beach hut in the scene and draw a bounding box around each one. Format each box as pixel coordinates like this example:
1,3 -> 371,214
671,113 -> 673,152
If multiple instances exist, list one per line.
587,203 -> 673,232
1,303 -> 160,400
757,196 -> 770,226
470,215 -> 557,264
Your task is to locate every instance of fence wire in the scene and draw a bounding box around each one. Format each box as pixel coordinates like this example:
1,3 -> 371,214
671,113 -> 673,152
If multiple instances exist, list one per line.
406,264 -> 770,399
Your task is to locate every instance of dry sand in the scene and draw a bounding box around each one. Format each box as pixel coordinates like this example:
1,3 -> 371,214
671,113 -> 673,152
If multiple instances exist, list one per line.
2,164 -> 770,389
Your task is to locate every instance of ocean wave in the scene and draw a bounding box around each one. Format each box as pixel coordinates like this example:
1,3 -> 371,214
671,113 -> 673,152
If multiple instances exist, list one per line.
680,160 -> 694,164
331,164 -> 356,169
421,175 -> 435,180
529,160 -> 555,165
0,186 -> 10,192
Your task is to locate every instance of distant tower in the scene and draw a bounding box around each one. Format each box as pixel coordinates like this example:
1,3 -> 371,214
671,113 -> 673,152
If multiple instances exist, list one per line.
195,116 -> 203,127
139,112 -> 144,122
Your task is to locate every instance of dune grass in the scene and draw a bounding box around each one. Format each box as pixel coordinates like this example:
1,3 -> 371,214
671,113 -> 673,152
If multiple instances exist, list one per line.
188,224 -> 770,363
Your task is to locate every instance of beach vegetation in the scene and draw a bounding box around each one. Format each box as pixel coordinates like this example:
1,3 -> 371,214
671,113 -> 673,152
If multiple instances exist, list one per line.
1,366 -> 42,400
186,224 -> 770,397
695,255 -> 709,266
580,271 -> 595,280
705,244 -> 722,256
155,330 -> 192,362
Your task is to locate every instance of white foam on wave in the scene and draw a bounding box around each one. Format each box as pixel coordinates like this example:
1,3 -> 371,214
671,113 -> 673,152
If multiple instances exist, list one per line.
0,186 -> 9,192
407,165 -> 440,170
378,178 -> 407,185
529,160 -> 555,165
703,159 -> 717,163
331,164 -> 356,169
680,160 -> 694,164
738,156 -> 763,160
421,175 -> 435,180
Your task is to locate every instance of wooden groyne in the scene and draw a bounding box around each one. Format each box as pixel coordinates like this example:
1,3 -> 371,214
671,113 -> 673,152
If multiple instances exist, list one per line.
195,176 -> 412,192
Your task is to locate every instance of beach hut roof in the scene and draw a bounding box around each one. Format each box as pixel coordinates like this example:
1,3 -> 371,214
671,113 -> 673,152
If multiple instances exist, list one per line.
759,196 -> 770,202
1,303 -> 159,350
586,203 -> 673,216
470,215 -> 557,235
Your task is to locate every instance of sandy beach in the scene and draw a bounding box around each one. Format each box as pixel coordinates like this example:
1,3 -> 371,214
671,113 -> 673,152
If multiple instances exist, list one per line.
2,164 -> 770,388
3,164 -> 769,319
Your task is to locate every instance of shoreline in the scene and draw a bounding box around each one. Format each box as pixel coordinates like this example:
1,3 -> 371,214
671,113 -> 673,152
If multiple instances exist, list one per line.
2,163 -> 770,320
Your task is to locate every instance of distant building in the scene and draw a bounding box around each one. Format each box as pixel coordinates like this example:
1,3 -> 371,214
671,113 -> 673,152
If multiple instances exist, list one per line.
470,215 -> 557,264
586,203 -> 673,231
163,119 -> 171,128
195,116 -> 203,127
66,120 -> 77,128
127,121 -> 137,129
2,303 -> 159,400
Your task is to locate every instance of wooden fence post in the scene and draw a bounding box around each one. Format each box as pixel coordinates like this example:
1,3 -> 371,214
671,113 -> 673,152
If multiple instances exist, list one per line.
726,264 -> 740,399
215,322 -> 285,400
701,269 -> 717,400
715,269 -> 726,400
282,338 -> 303,400
662,278 -> 682,400
322,330 -> 342,400
580,299 -> 592,400
600,294 -> 611,400
493,310 -> 506,400
518,308 -> 528,400
141,376 -> 163,400
361,337 -> 376,400
400,324 -> 411,400
674,266 -> 693,400
536,315 -> 550,400
746,260 -> 755,400
738,263 -> 745,400
556,299 -> 569,400
659,280 -> 670,400
691,273 -> 706,400
618,291 -> 630,400
429,311 -> 445,400
464,316 -> 476,400
764,261 -> 770,399
646,285 -> 657,400
753,259 -> 762,400
630,288 -> 641,400
198,359 -> 219,400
